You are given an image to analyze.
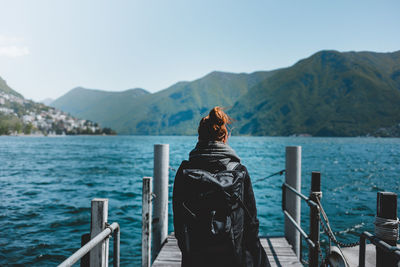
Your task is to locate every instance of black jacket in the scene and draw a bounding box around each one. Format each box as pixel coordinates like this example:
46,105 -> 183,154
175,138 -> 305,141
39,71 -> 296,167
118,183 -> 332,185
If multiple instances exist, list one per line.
172,141 -> 267,267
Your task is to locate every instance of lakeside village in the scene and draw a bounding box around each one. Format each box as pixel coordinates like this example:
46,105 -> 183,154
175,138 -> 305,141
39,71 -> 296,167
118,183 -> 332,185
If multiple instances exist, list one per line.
0,91 -> 115,136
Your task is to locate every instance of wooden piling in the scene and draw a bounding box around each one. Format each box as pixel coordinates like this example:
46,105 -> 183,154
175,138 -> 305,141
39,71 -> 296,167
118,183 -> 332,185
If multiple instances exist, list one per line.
142,177 -> 152,267
152,144 -> 169,262
309,172 -> 321,267
284,146 -> 301,258
376,192 -> 398,267
90,198 -> 109,267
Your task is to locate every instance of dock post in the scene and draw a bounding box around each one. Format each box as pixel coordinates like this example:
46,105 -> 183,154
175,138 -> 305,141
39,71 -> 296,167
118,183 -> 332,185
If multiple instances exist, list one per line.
142,177 -> 153,267
90,198 -> 109,267
309,172 -> 321,267
152,144 -> 169,262
284,146 -> 301,258
376,192 -> 398,267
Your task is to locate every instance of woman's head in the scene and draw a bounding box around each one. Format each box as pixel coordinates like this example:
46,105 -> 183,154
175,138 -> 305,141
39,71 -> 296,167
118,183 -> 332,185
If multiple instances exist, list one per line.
198,107 -> 232,143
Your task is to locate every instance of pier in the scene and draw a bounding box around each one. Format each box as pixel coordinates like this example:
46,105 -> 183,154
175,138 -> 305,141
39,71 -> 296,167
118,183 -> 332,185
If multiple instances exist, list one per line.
151,235 -> 302,267
58,144 -> 400,267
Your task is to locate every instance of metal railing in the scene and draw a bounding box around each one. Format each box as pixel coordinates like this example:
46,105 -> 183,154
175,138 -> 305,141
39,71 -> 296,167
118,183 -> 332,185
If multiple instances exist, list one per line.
282,181 -> 321,267
58,222 -> 120,267
359,231 -> 400,267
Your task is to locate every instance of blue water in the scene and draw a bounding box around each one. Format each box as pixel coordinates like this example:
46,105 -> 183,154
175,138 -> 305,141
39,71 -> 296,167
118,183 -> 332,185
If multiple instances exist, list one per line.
1,136 -> 399,266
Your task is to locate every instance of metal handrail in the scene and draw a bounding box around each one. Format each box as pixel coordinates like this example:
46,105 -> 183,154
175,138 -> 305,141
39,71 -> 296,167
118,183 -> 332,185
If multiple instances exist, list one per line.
282,182 -> 321,266
282,182 -> 319,209
283,210 -> 315,248
359,231 -> 400,267
58,222 -> 120,267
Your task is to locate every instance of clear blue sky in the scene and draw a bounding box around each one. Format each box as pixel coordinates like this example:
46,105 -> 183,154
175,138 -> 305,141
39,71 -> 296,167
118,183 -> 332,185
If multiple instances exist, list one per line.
0,0 -> 399,101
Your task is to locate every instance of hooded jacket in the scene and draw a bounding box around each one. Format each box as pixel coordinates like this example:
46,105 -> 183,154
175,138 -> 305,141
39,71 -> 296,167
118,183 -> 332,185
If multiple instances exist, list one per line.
172,141 -> 268,267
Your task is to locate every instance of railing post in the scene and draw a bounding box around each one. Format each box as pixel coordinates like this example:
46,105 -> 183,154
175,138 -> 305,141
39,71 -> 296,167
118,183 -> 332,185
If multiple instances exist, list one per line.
284,146 -> 301,258
376,192 -> 398,267
309,172 -> 321,267
90,198 -> 109,267
359,233 -> 366,267
142,177 -> 152,267
152,144 -> 169,262
80,233 -> 90,267
113,226 -> 120,267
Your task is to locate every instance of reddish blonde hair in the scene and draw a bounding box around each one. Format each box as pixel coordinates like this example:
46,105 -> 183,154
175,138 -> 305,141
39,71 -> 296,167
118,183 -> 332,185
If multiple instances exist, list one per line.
198,107 -> 232,143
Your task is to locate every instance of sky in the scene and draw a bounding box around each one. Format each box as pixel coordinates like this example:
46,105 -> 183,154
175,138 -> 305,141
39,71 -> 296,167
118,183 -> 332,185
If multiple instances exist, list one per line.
0,0 -> 399,101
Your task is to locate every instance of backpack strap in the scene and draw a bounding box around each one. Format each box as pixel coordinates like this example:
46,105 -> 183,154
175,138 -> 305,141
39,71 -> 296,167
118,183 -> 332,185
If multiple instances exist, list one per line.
234,194 -> 255,223
225,162 -> 255,221
224,190 -> 254,221
226,161 -> 240,171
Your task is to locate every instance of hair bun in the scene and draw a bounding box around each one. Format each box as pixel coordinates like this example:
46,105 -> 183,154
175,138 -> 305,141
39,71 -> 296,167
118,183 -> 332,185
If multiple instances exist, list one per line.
198,106 -> 232,143
208,107 -> 226,126
208,107 -> 231,126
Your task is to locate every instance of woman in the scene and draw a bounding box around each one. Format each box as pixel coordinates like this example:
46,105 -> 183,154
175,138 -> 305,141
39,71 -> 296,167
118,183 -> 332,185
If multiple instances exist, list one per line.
173,107 -> 267,267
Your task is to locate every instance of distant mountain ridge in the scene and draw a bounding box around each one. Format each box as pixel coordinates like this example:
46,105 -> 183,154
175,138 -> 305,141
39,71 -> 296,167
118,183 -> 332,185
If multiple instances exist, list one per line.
51,50 -> 400,136
52,71 -> 274,134
0,79 -> 116,135
230,50 -> 400,136
51,87 -> 149,117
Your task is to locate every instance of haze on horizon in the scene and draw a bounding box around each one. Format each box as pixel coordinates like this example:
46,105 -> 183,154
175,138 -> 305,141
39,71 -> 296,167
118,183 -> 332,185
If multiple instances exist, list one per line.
0,0 -> 399,102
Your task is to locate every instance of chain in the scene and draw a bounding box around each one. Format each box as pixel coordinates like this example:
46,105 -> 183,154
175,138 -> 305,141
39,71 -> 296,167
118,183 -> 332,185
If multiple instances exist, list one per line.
319,218 -> 360,248
313,197 -> 359,267
316,197 -> 360,248
318,239 -> 324,263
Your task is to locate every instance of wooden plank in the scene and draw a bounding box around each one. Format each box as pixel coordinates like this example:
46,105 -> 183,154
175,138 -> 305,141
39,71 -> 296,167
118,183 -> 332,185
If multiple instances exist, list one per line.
342,244 -> 376,267
152,234 -> 181,267
261,237 -> 303,267
152,235 -> 303,267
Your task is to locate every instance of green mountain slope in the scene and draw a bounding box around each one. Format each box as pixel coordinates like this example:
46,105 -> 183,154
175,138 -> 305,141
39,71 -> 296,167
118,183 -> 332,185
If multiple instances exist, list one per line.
52,50 -> 400,136
52,71 -> 274,134
230,50 -> 400,136
0,77 -> 23,98
51,87 -> 149,124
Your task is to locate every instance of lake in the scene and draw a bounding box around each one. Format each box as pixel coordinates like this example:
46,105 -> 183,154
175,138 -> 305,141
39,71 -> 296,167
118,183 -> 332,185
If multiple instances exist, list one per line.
1,136 -> 399,266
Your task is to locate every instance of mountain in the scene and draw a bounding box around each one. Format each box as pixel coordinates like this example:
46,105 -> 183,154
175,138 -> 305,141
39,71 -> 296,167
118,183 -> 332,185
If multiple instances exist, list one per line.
229,50 -> 400,136
0,77 -> 23,98
52,71 -> 275,134
51,87 -> 149,118
51,87 -> 150,123
0,78 -> 116,135
51,50 -> 400,136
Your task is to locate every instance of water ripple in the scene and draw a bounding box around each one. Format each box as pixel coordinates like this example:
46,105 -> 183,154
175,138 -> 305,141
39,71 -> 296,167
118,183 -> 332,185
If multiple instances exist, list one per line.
1,136 -> 400,265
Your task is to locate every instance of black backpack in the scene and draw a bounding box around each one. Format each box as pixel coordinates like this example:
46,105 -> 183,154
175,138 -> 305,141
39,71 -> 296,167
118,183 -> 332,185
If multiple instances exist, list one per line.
181,162 -> 253,266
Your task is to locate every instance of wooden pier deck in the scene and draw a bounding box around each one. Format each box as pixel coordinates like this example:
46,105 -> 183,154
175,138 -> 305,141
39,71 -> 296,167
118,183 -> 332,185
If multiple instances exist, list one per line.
152,234 -> 303,267
342,244 -> 376,267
